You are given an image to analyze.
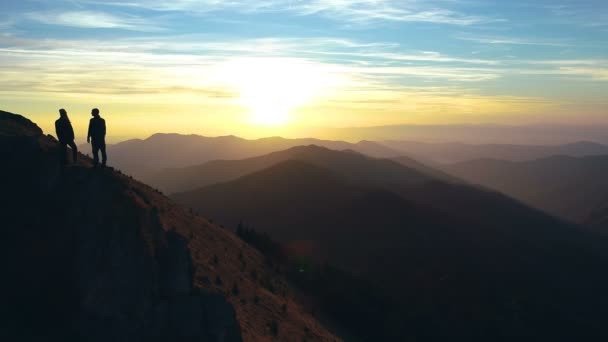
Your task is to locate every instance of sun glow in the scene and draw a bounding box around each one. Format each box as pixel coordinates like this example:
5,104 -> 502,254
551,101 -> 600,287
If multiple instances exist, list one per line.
217,57 -> 342,126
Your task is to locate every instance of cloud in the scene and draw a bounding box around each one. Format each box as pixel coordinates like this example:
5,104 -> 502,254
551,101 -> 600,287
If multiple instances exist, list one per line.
0,34 -> 506,90
523,59 -> 608,81
522,59 -> 608,81
288,0 -> 501,26
546,3 -> 608,28
0,19 -> 13,29
81,0 -> 502,26
26,10 -> 162,31
455,34 -> 570,47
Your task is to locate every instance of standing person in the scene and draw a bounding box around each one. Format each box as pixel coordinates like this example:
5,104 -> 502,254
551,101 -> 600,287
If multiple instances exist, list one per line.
87,108 -> 107,167
55,108 -> 78,165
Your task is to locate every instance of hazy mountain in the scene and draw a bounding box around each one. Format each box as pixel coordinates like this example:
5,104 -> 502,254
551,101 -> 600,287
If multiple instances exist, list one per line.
0,110 -> 337,342
323,123 -> 608,145
173,160 -> 447,269
92,133 -> 401,178
390,155 -> 461,183
381,140 -> 608,164
146,145 -> 438,194
443,155 -> 608,225
172,149 -> 608,341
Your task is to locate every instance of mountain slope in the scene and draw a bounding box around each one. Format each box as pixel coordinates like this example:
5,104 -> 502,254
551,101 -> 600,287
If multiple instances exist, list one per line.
390,155 -> 461,183
147,145 -> 439,194
443,155 -> 608,224
0,110 -> 338,342
101,133 -> 401,178
172,159 -> 454,273
172,153 -> 608,341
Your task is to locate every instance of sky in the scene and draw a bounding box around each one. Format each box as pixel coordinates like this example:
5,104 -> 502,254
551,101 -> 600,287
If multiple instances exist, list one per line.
1,0 -> 607,142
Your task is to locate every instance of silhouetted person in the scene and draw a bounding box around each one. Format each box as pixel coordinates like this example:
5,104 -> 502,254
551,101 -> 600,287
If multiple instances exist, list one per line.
87,108 -> 107,167
55,108 -> 78,165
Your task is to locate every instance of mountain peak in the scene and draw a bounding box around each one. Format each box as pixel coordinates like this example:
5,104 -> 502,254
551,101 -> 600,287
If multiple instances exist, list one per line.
0,109 -> 43,136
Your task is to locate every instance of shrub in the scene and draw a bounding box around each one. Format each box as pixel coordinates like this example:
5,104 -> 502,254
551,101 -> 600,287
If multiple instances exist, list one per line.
269,320 -> 279,336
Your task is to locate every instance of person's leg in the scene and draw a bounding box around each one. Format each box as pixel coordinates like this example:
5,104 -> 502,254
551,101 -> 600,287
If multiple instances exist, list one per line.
67,141 -> 78,163
100,142 -> 107,166
92,141 -> 99,166
59,142 -> 68,165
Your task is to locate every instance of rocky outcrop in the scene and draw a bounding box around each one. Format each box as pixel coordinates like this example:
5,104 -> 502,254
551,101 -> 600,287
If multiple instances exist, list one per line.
0,110 -> 339,342
0,111 -> 241,341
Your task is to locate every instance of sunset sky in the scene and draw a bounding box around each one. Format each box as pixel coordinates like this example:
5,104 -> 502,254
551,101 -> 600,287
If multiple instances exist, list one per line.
1,0 -> 607,141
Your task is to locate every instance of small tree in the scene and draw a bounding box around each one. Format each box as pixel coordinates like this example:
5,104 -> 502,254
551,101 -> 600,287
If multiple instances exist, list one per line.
269,320 -> 279,337
236,221 -> 245,237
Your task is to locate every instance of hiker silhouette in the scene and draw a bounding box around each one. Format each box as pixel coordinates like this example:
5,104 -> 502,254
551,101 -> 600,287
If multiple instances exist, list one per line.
55,108 -> 78,164
87,108 -> 107,167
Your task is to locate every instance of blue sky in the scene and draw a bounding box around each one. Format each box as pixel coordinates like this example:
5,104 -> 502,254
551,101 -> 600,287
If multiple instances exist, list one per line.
1,0 -> 607,140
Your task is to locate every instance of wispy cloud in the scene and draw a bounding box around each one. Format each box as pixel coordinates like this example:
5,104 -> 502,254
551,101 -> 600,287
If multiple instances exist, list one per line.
26,10 -> 162,31
524,59 -> 608,81
0,19 -> 13,29
455,34 -> 570,47
3,33 -> 607,102
81,0 -> 502,26
290,0 -> 502,26
547,3 -> 608,28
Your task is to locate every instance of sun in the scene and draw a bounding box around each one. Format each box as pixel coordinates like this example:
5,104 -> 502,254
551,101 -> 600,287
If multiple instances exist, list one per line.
217,57 -> 339,126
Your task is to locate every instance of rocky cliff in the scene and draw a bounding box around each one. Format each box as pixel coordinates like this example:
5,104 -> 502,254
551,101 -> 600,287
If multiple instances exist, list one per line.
0,110 -> 338,342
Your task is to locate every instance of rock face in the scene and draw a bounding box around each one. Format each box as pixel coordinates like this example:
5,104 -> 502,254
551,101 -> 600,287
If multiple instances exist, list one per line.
0,110 -> 339,342
0,110 -> 242,341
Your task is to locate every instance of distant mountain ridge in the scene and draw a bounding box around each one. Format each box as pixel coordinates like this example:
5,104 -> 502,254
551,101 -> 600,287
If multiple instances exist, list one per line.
381,140 -> 608,164
146,144 -> 439,194
326,123 -> 608,145
0,110 -> 338,342
96,132 -> 401,179
443,155 -> 608,227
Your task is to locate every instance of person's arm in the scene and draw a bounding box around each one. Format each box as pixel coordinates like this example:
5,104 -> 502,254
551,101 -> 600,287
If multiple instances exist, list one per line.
101,119 -> 106,137
55,121 -> 60,140
68,122 -> 75,141
87,119 -> 92,143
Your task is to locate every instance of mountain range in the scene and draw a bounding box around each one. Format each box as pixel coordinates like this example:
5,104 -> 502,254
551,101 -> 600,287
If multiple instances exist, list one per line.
172,144 -> 608,341
324,123 -> 608,145
90,134 -> 401,179
146,144 -> 440,194
81,131 -> 608,183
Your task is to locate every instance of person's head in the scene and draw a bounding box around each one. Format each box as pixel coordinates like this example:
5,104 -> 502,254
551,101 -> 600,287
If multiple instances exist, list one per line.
91,108 -> 100,117
59,108 -> 69,120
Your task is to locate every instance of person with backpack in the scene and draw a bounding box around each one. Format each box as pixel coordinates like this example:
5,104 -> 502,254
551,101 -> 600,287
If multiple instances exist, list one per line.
55,108 -> 78,165
87,108 -> 107,167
